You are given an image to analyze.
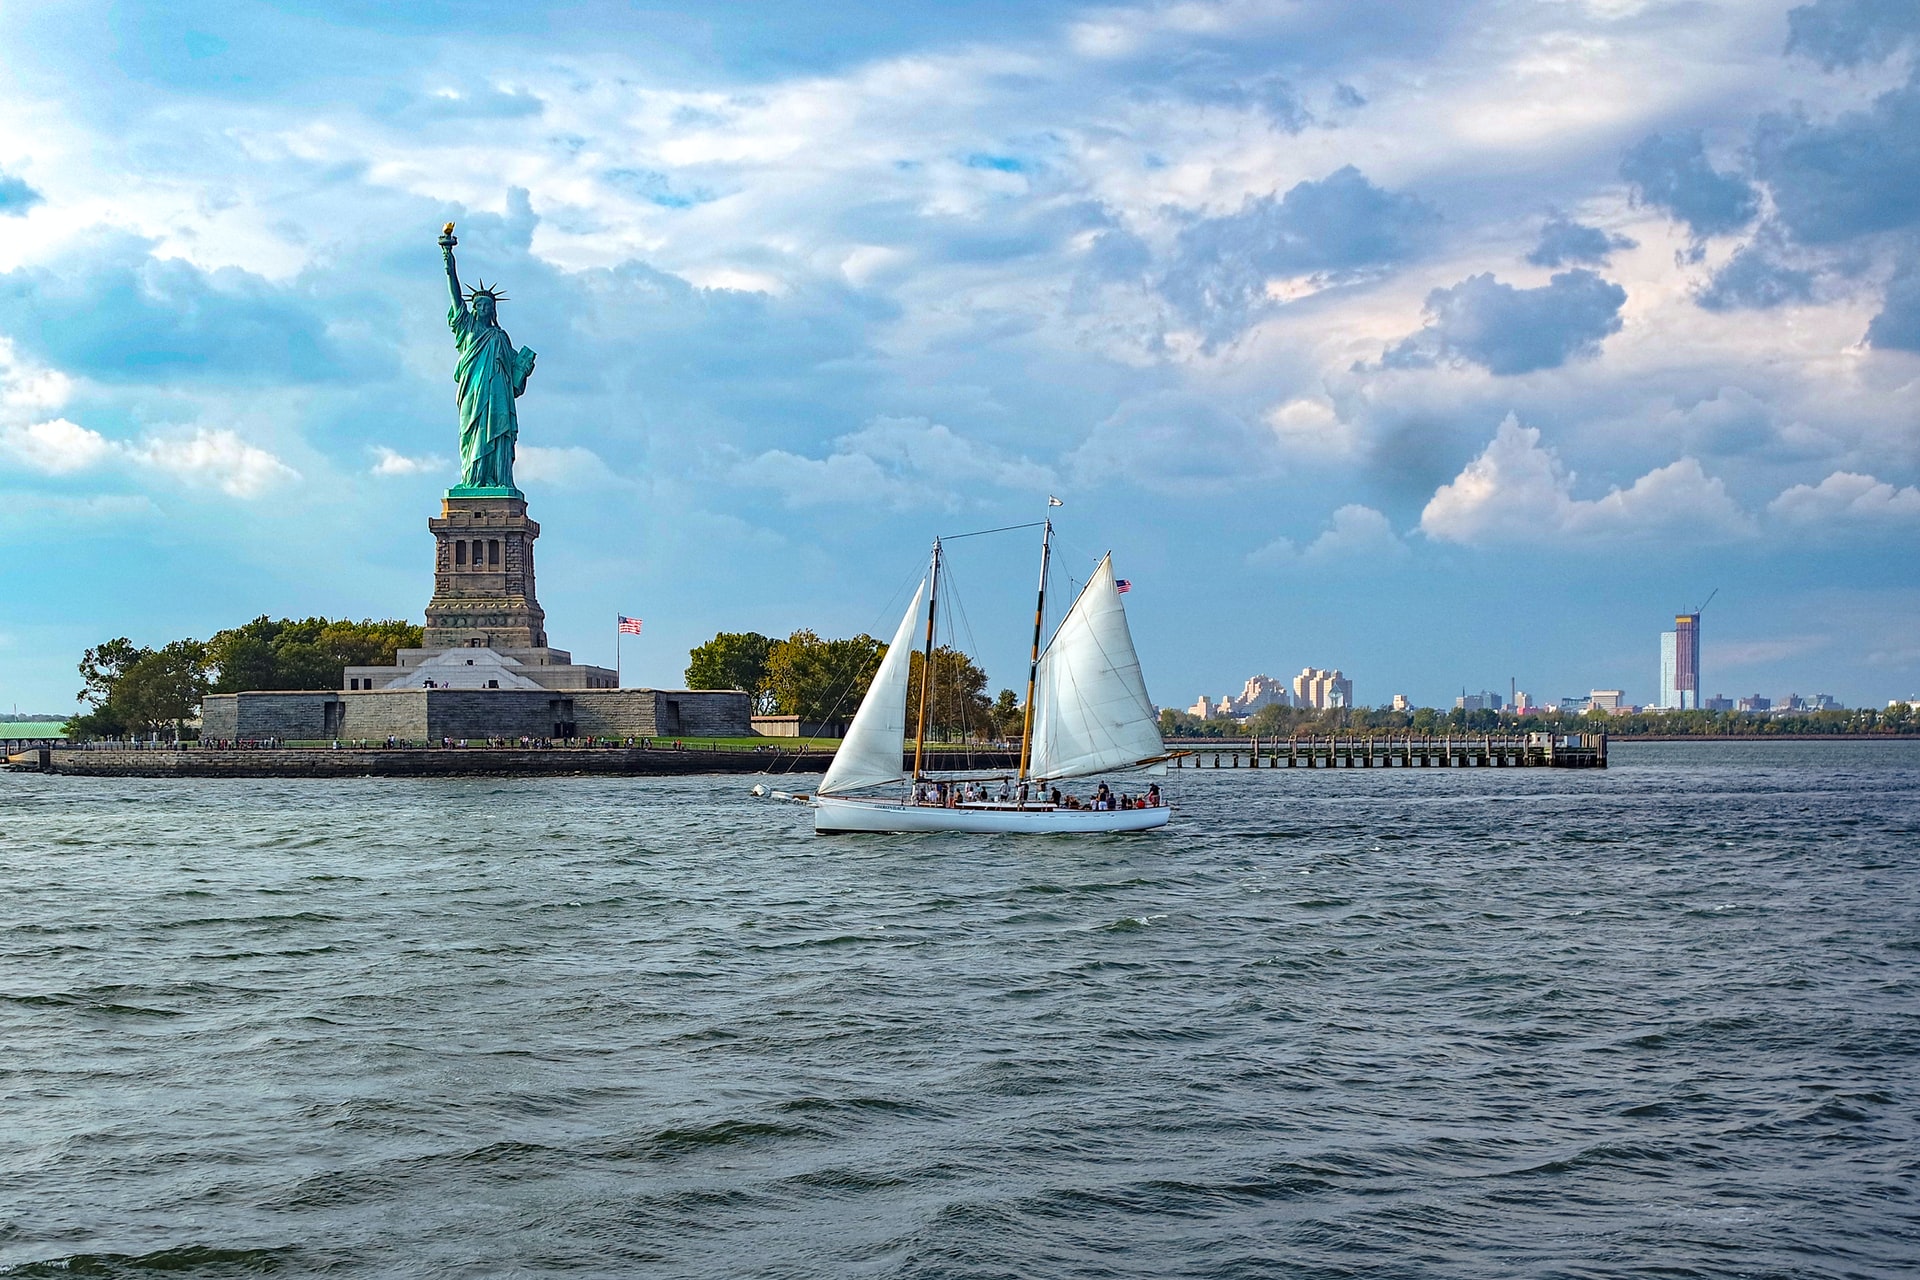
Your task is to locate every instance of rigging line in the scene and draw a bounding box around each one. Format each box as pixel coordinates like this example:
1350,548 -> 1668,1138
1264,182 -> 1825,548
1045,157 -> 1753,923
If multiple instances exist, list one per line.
938,520 -> 1047,542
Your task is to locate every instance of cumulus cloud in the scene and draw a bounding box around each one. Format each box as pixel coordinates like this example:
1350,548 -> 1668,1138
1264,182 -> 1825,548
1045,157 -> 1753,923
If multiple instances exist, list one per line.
1164,166 -> 1438,341
1753,74 -> 1920,246
1620,131 -> 1759,239
1067,392 -> 1276,495
0,418 -> 113,473
515,444 -> 624,488
735,416 -> 1053,509
1768,470 -> 1920,528
0,169 -> 42,216
1264,397 -> 1362,461
370,446 -> 446,477
0,232 -> 353,383
1697,241 -> 1816,311
1377,270 -> 1626,375
1786,0 -> 1920,70
1248,504 -> 1407,567
1527,215 -> 1635,268
127,428 -> 299,497
1866,251 -> 1920,350
1419,416 -> 1755,545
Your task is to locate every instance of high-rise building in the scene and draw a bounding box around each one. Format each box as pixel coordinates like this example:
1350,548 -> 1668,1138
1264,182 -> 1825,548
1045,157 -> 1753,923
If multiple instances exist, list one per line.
1390,693 -> 1410,712
1292,667 -> 1352,710
1456,690 -> 1504,712
1658,613 -> 1701,709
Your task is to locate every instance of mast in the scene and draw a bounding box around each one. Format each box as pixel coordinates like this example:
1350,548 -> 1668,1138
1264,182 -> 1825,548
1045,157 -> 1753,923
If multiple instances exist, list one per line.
1016,518 -> 1053,782
910,538 -> 941,781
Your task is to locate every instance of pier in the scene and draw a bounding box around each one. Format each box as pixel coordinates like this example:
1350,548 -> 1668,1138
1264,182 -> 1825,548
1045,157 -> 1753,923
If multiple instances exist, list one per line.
1170,731 -> 1606,769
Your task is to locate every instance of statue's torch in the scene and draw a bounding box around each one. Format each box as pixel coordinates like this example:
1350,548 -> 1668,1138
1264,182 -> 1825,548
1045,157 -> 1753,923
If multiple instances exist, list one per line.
439,221 -> 457,249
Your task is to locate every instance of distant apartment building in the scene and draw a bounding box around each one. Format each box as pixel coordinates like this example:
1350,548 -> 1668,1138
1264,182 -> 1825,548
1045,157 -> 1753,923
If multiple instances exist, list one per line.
1704,695 -> 1734,712
1512,690 -> 1535,712
1455,690 -> 1504,712
1587,689 -> 1626,712
1737,694 -> 1771,712
1659,613 -> 1702,709
1390,693 -> 1410,712
1188,675 -> 1292,721
1222,674 -> 1291,716
1292,667 -> 1352,710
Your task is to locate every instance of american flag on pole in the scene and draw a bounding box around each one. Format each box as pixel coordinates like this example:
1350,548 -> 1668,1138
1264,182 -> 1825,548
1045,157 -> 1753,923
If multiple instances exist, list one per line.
1114,579 -> 1131,594
618,616 -> 643,635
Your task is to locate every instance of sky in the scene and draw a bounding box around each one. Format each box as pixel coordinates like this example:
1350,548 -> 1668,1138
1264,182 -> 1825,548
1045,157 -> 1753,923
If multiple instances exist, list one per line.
1,0 -> 1917,715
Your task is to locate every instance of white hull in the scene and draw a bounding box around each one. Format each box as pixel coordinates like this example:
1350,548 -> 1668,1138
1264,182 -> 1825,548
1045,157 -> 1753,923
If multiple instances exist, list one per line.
813,794 -> 1169,835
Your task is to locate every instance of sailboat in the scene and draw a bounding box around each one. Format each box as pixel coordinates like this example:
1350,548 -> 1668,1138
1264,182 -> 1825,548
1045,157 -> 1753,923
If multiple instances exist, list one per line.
806,516 -> 1172,834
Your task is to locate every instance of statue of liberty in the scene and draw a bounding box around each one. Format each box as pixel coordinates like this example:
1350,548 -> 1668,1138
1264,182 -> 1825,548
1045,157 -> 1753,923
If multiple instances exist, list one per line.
439,222 -> 536,493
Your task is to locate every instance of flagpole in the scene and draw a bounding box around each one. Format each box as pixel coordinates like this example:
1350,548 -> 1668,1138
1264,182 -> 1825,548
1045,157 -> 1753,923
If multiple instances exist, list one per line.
615,614 -> 622,689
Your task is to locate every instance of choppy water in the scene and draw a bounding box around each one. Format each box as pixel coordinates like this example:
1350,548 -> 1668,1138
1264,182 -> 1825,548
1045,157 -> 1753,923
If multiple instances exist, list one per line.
2,741 -> 1916,1278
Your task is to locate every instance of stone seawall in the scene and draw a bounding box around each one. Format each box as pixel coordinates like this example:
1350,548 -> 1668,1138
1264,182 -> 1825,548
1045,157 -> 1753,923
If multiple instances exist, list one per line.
41,747 -> 828,779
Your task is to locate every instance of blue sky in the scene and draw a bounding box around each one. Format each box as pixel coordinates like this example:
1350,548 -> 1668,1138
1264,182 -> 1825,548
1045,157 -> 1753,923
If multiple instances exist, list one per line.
2,0 -> 1917,714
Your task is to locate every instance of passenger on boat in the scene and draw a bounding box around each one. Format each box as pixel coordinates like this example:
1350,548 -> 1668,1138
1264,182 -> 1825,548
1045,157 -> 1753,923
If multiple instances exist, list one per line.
1147,782 -> 1161,807
1095,782 -> 1112,810
1050,787 -> 1063,807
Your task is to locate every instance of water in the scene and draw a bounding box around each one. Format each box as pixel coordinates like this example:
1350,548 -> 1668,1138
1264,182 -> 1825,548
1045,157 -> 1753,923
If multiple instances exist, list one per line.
2,741 -> 1915,1278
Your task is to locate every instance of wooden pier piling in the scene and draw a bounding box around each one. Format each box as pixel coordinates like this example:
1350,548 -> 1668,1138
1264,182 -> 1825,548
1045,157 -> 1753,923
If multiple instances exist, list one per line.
1169,731 -> 1605,770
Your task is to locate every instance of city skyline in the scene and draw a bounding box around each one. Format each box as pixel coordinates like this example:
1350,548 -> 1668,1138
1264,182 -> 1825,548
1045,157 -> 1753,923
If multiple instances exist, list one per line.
2,1 -> 1918,713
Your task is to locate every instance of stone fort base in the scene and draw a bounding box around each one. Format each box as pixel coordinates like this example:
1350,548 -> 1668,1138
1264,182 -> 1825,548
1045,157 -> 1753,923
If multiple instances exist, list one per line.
203,687 -> 751,742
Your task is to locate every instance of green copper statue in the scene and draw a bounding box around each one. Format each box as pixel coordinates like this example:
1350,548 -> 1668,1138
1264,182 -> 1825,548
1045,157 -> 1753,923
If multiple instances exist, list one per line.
439,222 -> 535,495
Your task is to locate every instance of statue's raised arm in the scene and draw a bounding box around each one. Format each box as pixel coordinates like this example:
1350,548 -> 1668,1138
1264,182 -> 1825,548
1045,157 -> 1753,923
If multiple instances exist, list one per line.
439,222 -> 466,318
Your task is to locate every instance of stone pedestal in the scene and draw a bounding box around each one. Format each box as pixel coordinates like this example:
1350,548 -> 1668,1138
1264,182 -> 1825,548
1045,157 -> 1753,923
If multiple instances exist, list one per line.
424,495 -> 548,649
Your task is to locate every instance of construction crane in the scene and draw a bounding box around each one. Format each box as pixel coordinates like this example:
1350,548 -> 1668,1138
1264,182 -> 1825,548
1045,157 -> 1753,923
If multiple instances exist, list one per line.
1695,587 -> 1719,614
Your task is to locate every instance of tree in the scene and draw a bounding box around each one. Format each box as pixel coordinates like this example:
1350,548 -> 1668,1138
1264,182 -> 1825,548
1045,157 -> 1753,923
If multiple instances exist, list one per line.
685,631 -> 775,711
989,688 -> 1022,741
68,638 -> 206,737
764,629 -> 885,721
204,616 -> 423,692
905,646 -> 993,741
77,638 -> 148,710
114,641 -> 209,735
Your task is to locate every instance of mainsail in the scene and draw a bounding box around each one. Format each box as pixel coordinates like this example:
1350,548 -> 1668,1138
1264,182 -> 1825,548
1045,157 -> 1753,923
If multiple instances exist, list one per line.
817,579 -> 926,795
1027,554 -> 1166,782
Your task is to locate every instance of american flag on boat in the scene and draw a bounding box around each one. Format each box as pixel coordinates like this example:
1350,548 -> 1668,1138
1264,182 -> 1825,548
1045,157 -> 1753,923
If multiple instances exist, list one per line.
1114,579 -> 1131,594
618,616 -> 643,635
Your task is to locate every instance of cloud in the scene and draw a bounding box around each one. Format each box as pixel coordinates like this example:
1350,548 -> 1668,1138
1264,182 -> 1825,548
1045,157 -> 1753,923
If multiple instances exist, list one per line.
0,232 -> 352,383
0,169 -> 42,217
1378,270 -> 1626,375
0,418 -> 113,474
734,417 -> 1052,509
127,428 -> 299,497
1264,397 -> 1362,461
1164,166 -> 1438,341
1248,504 -> 1407,568
1620,131 -> 1759,239
1697,241 -> 1816,311
1768,470 -> 1920,528
370,446 -> 445,477
1419,415 -> 1755,545
515,444 -> 624,488
1527,216 -> 1635,268
1866,250 -> 1920,350
1753,73 -> 1920,246
381,84 -> 545,121
1786,0 -> 1920,70
1067,392 -> 1277,495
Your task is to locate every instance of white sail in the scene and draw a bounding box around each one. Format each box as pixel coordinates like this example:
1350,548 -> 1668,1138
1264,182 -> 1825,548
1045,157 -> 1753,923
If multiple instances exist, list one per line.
817,580 -> 926,795
1027,554 -> 1166,782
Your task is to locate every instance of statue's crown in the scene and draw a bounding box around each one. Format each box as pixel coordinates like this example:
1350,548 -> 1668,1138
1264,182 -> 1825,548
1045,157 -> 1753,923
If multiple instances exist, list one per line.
464,280 -> 509,304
